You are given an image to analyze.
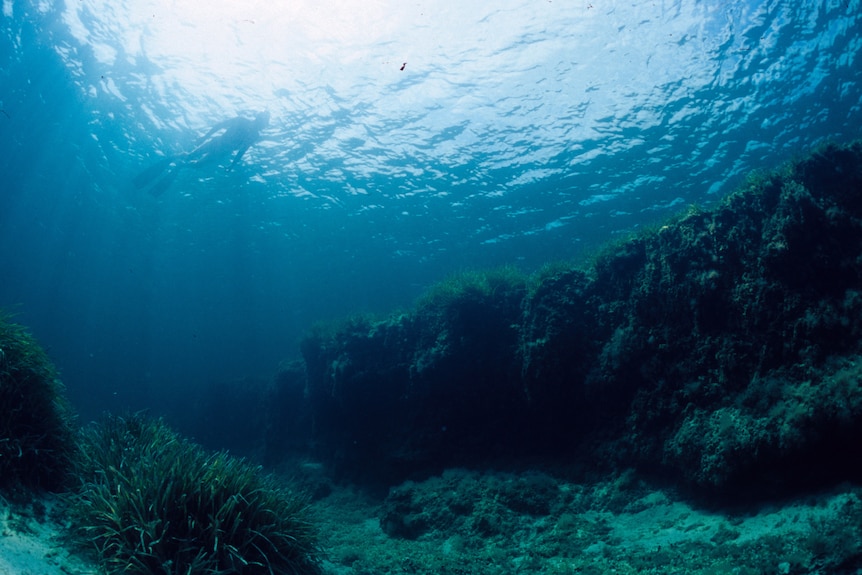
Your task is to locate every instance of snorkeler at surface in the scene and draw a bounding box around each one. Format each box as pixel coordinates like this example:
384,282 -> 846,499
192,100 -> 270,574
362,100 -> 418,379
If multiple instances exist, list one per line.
134,110 -> 270,196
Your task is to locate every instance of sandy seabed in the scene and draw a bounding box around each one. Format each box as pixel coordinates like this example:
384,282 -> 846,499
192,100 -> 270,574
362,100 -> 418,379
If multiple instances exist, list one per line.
0,494 -> 97,575
3,472 -> 861,575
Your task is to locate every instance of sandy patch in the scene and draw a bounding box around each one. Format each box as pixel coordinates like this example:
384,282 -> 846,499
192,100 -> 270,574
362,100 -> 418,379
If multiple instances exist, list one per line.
0,494 -> 99,575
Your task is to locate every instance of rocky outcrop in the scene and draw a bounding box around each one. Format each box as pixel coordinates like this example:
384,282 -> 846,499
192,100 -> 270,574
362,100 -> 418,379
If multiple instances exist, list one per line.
291,141 -> 862,494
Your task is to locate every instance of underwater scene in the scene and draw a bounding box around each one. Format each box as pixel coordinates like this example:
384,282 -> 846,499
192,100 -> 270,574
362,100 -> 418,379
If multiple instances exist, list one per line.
1,0 -> 862,574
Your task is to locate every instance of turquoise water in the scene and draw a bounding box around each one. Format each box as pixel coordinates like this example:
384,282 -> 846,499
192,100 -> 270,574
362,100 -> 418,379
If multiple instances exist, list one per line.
0,0 -> 860,419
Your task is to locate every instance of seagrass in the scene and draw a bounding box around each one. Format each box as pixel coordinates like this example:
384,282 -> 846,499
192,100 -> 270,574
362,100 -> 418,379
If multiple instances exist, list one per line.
69,413 -> 322,575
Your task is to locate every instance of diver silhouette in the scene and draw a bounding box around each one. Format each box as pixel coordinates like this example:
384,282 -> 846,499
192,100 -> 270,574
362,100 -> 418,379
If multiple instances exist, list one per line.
134,110 -> 270,196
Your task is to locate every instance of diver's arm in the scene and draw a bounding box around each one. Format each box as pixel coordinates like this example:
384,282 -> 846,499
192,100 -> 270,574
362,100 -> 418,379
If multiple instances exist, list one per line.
199,123 -> 223,140
199,119 -> 231,140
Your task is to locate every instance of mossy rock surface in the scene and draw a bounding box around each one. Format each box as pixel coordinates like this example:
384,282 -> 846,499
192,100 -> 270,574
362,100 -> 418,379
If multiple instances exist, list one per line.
298,141 -> 862,495
0,313 -> 75,493
301,267 -> 532,485
313,468 -> 862,575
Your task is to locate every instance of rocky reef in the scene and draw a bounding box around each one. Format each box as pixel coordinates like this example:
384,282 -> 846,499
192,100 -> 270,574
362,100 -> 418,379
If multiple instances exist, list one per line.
284,141 -> 862,496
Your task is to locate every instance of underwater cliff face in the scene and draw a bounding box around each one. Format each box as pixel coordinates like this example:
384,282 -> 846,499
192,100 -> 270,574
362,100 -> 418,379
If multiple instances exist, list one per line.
293,142 -> 862,493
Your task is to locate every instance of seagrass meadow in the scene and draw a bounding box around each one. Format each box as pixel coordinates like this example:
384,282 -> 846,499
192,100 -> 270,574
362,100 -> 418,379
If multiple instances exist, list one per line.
0,312 -> 323,575
68,414 -> 323,575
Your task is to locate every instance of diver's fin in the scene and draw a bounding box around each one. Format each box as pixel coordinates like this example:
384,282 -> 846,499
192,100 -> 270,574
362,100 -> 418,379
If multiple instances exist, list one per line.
133,156 -> 174,190
148,165 -> 181,197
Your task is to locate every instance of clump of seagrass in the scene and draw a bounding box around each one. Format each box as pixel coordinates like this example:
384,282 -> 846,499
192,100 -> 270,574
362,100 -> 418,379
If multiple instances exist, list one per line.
0,312 -> 74,492
70,413 -> 322,575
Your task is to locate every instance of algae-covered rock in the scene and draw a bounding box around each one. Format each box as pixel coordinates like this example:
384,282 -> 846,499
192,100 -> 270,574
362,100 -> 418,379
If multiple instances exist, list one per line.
298,141 -> 862,495
301,268 -> 530,484
0,313 -> 74,492
600,142 -> 862,490
379,469 -> 560,541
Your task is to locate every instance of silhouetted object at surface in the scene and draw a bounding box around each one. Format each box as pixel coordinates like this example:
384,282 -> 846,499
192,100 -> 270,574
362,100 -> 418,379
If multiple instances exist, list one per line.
133,111 -> 270,196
